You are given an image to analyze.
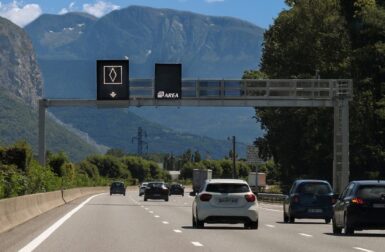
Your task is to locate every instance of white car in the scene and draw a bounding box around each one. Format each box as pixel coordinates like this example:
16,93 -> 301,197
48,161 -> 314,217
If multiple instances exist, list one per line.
139,182 -> 149,196
192,179 -> 258,229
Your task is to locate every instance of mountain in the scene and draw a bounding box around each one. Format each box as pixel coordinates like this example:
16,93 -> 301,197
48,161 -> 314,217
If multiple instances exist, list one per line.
0,17 -> 42,107
0,17 -> 104,161
49,107 -> 247,159
24,6 -> 264,156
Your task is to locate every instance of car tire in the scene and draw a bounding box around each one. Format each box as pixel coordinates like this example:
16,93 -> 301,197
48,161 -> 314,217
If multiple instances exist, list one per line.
196,219 -> 204,229
284,212 -> 289,223
289,216 -> 295,223
250,220 -> 258,230
332,217 -> 342,235
144,197 -> 147,201
192,215 -> 197,228
165,197 -> 169,202
344,214 -> 354,235
325,218 -> 331,224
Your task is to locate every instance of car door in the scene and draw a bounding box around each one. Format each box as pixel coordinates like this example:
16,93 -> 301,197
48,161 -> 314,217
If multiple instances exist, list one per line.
284,182 -> 297,214
335,182 -> 355,226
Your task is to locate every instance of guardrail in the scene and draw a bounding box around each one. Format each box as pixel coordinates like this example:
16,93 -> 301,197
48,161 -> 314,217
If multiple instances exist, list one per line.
257,193 -> 286,203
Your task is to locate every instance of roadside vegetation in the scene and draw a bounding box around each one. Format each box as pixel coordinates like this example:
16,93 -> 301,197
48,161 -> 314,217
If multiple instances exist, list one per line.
244,0 -> 385,192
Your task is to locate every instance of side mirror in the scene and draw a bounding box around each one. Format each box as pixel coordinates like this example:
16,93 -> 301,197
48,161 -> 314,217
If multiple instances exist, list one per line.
189,192 -> 196,196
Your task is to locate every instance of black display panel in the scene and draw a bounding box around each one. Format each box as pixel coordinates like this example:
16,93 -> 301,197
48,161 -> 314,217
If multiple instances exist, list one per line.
154,63 -> 182,100
97,60 -> 129,100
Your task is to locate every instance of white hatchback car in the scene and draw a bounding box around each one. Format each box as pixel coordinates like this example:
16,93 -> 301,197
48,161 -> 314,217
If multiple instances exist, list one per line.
192,179 -> 258,229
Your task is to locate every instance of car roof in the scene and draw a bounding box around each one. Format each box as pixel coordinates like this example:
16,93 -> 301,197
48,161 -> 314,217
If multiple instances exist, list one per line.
207,179 -> 247,184
294,179 -> 331,184
351,180 -> 385,185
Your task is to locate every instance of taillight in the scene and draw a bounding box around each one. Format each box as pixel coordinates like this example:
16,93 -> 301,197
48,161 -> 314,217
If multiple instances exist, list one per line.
200,193 -> 212,202
351,197 -> 364,205
292,195 -> 299,203
245,193 -> 256,202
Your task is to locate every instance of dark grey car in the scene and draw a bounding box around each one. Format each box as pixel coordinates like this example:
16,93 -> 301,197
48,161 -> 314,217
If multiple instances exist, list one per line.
283,179 -> 337,223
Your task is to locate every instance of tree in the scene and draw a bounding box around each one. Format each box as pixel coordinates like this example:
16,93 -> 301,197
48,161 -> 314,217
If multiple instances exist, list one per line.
253,0 -> 352,187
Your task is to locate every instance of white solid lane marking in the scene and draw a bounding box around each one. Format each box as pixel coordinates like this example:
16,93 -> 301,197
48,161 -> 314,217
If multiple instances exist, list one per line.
265,224 -> 275,228
173,229 -> 182,233
353,247 -> 374,252
191,242 -> 203,247
298,233 -> 313,238
154,215 -> 160,218
19,193 -> 104,252
162,221 -> 169,224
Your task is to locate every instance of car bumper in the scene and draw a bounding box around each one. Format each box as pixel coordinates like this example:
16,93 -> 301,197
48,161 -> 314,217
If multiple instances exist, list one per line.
348,208 -> 385,230
290,205 -> 333,219
145,194 -> 168,199
197,204 -> 258,223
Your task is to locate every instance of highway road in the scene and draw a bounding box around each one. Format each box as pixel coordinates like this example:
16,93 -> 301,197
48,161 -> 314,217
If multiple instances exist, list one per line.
1,188 -> 384,252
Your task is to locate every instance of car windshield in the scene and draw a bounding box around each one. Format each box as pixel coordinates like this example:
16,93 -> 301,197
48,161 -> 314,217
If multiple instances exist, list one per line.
357,185 -> 385,199
297,182 -> 331,195
148,183 -> 164,188
205,183 -> 250,193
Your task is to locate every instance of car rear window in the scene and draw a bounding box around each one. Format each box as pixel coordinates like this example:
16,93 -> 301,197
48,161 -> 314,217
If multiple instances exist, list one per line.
297,182 -> 332,195
205,183 -> 250,193
357,185 -> 385,199
112,182 -> 123,187
148,183 -> 164,188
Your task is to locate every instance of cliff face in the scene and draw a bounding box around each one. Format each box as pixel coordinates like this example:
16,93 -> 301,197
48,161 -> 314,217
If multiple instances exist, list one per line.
0,17 -> 42,107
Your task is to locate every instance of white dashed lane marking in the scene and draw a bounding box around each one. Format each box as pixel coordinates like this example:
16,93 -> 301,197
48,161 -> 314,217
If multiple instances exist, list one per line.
162,221 -> 169,224
173,229 -> 182,233
298,233 -> 313,238
265,224 -> 275,228
191,242 -> 203,247
154,215 -> 160,218
353,247 -> 375,252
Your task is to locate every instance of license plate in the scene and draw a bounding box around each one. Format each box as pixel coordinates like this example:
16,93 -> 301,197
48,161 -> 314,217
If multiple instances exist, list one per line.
308,208 -> 322,213
218,197 -> 238,204
373,204 -> 385,208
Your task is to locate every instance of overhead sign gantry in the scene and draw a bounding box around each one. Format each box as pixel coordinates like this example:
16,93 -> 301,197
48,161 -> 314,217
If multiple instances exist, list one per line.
38,61 -> 353,193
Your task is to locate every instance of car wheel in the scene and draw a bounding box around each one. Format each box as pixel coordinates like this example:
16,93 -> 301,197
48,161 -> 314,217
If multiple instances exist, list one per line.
165,197 -> 169,202
196,219 -> 204,229
192,215 -> 197,228
325,218 -> 331,224
283,212 -> 289,223
250,220 -> 258,230
144,197 -> 147,201
344,214 -> 354,235
332,217 -> 342,235
289,216 -> 295,223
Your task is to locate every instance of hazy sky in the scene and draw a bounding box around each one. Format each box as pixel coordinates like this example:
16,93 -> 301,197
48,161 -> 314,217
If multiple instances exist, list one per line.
0,0 -> 287,28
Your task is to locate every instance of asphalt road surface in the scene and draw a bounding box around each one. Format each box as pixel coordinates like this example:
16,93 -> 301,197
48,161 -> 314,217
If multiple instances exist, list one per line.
1,188 -> 384,252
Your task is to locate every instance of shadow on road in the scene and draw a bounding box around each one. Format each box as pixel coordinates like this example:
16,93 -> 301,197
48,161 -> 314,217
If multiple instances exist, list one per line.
324,232 -> 385,238
182,225 -> 245,230
276,221 -> 329,225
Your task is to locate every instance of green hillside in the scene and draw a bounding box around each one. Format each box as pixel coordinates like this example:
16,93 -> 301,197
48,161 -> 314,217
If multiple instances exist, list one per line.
0,88 -> 102,161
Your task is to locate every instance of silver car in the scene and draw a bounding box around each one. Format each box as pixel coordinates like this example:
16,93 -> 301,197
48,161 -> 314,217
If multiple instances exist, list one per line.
192,179 -> 259,229
139,182 -> 148,196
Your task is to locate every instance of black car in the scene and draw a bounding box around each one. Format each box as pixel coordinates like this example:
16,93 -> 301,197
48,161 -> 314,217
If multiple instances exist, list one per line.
283,179 -> 336,223
110,181 -> 126,196
144,182 -> 169,201
333,180 -> 385,235
169,183 -> 184,196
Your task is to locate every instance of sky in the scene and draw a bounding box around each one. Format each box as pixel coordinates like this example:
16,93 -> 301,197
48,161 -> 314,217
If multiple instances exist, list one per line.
0,0 -> 287,28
